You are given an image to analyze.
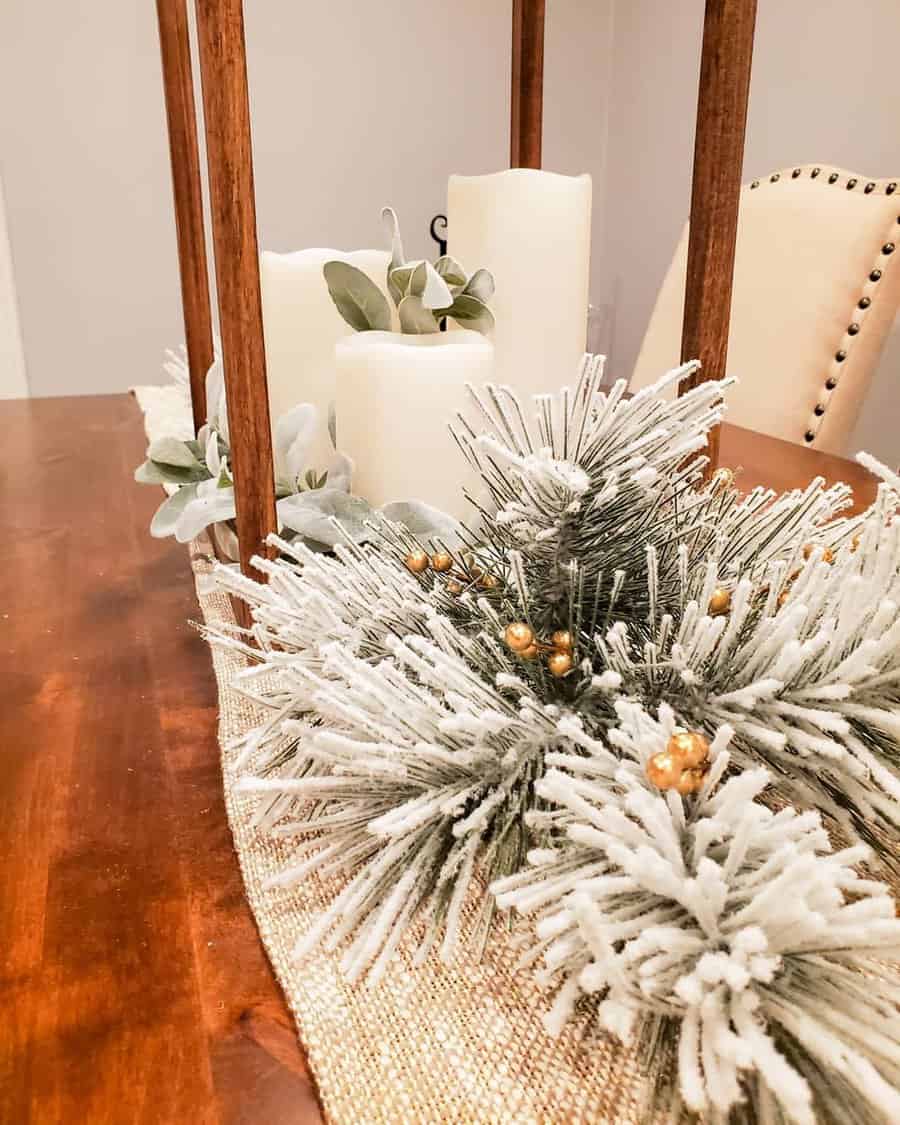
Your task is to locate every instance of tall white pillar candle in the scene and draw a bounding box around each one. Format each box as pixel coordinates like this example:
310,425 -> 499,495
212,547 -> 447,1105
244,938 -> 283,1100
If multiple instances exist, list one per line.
335,330 -> 494,522
447,169 -> 592,401
260,248 -> 396,476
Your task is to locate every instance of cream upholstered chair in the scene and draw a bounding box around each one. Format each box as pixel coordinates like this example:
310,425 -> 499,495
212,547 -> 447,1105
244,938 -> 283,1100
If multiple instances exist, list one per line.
630,165 -> 900,455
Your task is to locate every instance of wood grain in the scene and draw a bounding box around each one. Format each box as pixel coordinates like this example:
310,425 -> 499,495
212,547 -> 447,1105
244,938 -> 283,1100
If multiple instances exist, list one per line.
0,395 -> 876,1122
680,0 -> 757,470
0,395 -> 322,1125
194,0 -> 277,592
510,0 -> 545,169
156,0 -> 215,435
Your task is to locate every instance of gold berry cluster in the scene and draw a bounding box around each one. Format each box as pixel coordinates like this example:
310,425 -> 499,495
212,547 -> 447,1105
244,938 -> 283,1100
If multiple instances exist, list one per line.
404,549 -> 500,592
503,622 -> 575,677
777,542 -> 837,607
645,730 -> 711,796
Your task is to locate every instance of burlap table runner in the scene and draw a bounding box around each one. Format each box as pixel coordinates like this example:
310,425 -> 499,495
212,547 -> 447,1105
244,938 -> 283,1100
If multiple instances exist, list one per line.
190,544 -> 650,1124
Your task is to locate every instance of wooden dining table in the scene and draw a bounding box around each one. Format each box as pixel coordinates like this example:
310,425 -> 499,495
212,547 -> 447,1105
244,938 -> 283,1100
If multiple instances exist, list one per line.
0,393 -> 879,1125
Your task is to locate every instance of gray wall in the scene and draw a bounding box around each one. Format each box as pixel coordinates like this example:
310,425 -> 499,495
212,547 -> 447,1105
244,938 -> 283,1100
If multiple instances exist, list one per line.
599,0 -> 900,459
0,0 -> 611,398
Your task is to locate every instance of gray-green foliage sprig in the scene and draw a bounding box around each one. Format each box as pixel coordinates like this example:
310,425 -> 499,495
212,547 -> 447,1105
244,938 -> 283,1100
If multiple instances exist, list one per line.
323,207 -> 495,335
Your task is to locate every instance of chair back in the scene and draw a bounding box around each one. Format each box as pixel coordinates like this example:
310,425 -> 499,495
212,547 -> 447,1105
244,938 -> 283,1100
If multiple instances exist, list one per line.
631,166 -> 900,455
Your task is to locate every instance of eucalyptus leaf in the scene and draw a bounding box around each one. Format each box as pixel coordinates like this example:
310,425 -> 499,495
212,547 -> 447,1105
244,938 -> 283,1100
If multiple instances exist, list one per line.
398,295 -> 439,335
409,261 -> 454,310
150,483 -> 199,538
447,293 -> 495,334
463,268 -> 495,304
323,261 -> 392,332
433,255 -> 468,287
379,500 -> 463,547
277,488 -> 373,547
147,436 -> 198,468
325,450 -> 353,492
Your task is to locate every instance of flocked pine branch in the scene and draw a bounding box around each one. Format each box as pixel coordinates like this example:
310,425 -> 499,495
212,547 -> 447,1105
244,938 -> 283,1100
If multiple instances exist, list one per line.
206,360 -> 900,1006
492,702 -> 900,1125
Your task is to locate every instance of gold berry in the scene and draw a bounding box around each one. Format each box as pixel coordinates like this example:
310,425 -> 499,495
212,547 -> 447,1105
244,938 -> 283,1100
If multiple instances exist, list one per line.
504,622 -> 535,652
550,629 -> 574,652
519,642 -> 540,661
480,574 -> 500,589
711,467 -> 734,491
646,751 -> 681,791
405,549 -> 430,574
667,730 -> 710,769
547,651 -> 574,678
431,552 -> 453,572
675,767 -> 706,796
850,534 -> 861,553
708,587 -> 731,616
802,543 -> 834,564
777,588 -> 791,608
446,580 -> 463,596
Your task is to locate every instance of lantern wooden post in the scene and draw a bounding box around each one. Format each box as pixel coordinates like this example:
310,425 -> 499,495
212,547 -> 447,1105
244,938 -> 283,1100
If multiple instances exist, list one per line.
193,0 -> 277,591
510,0 -> 545,168
156,0 -> 215,434
679,0 -> 757,470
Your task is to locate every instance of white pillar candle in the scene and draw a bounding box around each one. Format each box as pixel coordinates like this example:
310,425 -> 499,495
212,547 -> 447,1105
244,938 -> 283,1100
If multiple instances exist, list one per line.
335,330 -> 494,521
447,169 -> 592,401
260,248 -> 396,475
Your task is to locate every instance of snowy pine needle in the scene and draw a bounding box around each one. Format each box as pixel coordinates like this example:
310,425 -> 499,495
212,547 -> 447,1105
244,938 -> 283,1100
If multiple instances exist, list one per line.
206,357 -> 900,1113
492,702 -> 900,1125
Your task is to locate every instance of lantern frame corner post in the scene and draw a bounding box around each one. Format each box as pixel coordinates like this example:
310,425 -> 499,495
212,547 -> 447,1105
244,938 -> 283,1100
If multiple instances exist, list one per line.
679,0 -> 757,471
155,0 -> 215,435
194,0 -> 277,592
510,0 -> 545,170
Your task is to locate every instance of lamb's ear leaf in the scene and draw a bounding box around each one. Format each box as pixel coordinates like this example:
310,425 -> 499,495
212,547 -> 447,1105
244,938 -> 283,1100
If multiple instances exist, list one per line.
434,255 -> 468,288
149,484 -> 198,538
277,489 -> 373,547
135,459 -> 208,485
379,500 -> 463,547
462,268 -> 495,303
446,293 -> 495,334
383,207 -> 405,304
323,261 -> 392,331
389,264 -> 416,300
409,260 -> 453,310
398,295 -> 439,334
147,436 -> 198,468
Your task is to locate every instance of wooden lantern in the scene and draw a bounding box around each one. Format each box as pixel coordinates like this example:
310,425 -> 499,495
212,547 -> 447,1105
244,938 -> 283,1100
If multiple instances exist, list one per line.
155,0 -> 757,587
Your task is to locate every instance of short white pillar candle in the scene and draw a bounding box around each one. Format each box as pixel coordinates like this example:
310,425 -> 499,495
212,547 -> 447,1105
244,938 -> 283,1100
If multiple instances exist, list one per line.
447,169 -> 592,402
335,330 -> 494,521
260,248 -> 395,476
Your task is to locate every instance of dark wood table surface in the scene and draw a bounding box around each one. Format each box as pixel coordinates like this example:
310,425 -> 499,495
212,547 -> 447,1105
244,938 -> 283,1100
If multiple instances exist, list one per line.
0,394 -> 879,1125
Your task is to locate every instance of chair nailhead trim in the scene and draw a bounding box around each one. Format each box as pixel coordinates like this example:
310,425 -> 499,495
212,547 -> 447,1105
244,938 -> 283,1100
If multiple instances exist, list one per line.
744,166 -> 899,447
